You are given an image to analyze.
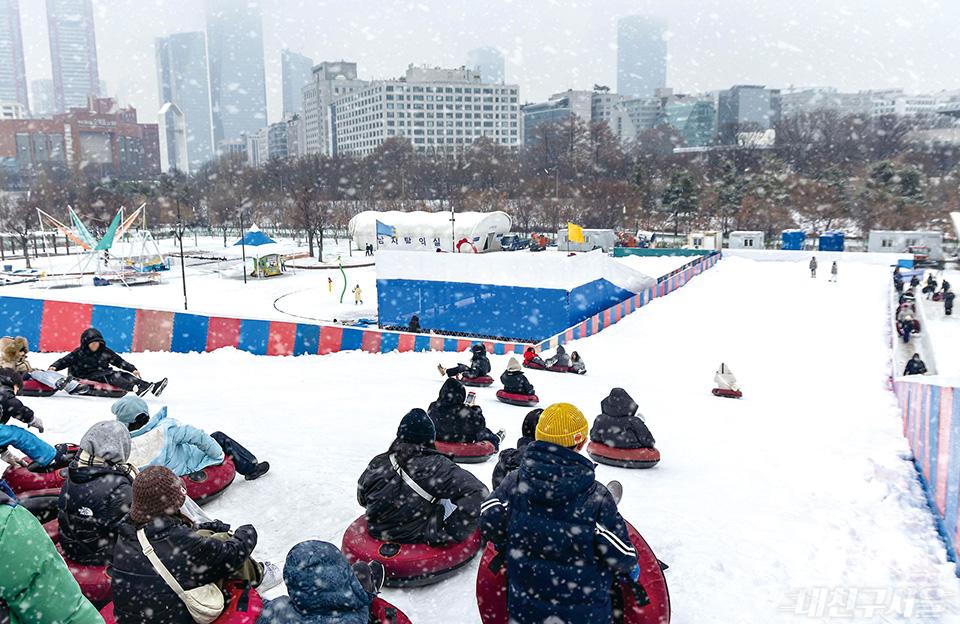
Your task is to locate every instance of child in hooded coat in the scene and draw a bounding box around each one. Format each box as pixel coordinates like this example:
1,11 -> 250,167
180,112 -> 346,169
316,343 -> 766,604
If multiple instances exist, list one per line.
48,327 -> 167,397
257,540 -> 384,624
439,344 -> 491,379
544,345 -> 572,369
589,388 -> 656,449
522,347 -> 546,368
491,408 -> 542,489
428,378 -> 502,449
500,357 -> 535,396
0,335 -> 89,394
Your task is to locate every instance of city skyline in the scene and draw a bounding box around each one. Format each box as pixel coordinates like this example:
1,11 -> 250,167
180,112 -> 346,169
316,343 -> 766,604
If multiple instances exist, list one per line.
9,0 -> 959,124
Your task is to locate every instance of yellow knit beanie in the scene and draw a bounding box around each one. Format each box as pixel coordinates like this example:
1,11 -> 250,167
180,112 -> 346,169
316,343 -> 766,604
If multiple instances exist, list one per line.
536,402 -> 588,447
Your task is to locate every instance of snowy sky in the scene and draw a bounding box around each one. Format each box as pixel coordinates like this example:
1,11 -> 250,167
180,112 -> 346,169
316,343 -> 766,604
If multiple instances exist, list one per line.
19,0 -> 960,124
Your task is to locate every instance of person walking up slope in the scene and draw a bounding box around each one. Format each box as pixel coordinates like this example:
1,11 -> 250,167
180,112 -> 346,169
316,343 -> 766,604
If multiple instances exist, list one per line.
809,256 -> 818,278
829,261 -> 838,283
481,403 -> 640,623
353,284 -> 363,305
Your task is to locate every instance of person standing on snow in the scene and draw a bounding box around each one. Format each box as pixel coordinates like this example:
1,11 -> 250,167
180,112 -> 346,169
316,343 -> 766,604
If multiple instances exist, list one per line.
328,276 -> 333,293
480,403 -> 640,623
353,284 -> 363,305
829,261 -> 838,283
809,256 -> 818,278
945,289 -> 955,316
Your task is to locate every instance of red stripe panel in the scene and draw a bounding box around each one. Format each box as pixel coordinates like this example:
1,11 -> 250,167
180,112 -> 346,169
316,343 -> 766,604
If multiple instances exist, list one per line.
40,301 -> 93,352
318,326 -> 343,355
397,334 -> 416,352
429,336 -> 444,352
267,322 -> 298,356
614,305 -> 622,323
132,309 -> 174,352
591,315 -> 600,333
361,331 -> 382,353
206,317 -> 241,351
483,341 -> 496,354
564,329 -> 574,342
457,339 -> 472,352
603,309 -> 612,327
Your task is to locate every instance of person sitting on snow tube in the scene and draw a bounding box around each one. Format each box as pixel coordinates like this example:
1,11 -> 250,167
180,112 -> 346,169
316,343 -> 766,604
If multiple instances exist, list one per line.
258,540 -> 387,624
714,363 -> 741,397
491,408 -> 541,490
522,347 -> 546,368
590,388 -> 656,450
47,327 -> 167,397
438,344 -> 491,380
904,353 -> 928,376
428,378 -> 503,451
569,351 -> 586,375
0,369 -> 45,434
544,345 -> 571,370
923,274 -> 938,299
480,403 -> 641,623
357,409 -> 489,546
112,395 -> 270,480
110,466 -> 281,623
1,422 -> 59,478
899,315 -> 917,343
500,358 -> 535,396
0,486 -> 102,623
1,335 -> 90,395
58,421 -> 135,566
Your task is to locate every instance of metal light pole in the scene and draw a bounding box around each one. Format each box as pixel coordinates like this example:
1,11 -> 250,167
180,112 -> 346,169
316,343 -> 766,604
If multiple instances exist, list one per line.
239,207 -> 247,285
176,199 -> 188,310
450,204 -> 456,252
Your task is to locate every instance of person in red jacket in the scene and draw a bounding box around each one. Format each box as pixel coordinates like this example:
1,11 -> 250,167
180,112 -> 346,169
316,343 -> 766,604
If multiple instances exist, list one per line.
522,347 -> 545,368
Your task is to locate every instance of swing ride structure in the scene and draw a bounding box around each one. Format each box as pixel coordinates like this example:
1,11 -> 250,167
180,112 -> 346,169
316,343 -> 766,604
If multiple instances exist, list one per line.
35,205 -> 169,288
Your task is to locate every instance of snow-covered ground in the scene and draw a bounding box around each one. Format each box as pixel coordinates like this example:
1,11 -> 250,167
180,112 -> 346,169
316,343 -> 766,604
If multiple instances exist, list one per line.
18,255 -> 960,623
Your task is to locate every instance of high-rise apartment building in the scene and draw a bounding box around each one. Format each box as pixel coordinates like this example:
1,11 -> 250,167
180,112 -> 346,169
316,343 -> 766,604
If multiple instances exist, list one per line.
301,61 -> 366,155
47,0 -> 100,112
617,15 -> 667,98
0,0 -> 29,111
156,32 -> 215,170
281,49 -> 313,118
205,0 -> 267,144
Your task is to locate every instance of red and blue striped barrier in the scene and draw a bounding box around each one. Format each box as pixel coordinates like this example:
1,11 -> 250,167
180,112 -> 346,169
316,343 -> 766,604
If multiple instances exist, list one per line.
537,251 -> 721,351
895,379 -> 960,575
0,251 -> 721,359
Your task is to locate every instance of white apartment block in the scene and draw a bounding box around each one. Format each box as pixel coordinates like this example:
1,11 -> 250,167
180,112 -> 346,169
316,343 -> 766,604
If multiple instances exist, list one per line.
301,61 -> 367,156
331,65 -> 520,157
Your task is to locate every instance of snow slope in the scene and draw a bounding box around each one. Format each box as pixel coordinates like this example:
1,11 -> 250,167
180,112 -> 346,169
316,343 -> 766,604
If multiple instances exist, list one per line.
18,255 -> 960,622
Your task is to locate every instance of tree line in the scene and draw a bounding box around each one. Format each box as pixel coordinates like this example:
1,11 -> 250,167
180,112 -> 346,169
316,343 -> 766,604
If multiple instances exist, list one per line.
2,109 -> 957,262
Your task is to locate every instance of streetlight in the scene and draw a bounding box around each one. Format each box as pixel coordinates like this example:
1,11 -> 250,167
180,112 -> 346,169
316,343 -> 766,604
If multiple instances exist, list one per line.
175,199 -> 188,310
238,207 -> 247,285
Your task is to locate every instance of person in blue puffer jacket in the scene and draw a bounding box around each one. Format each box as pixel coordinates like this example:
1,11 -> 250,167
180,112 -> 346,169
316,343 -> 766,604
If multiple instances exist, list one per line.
111,395 -> 270,480
0,422 -> 58,471
257,540 -> 385,624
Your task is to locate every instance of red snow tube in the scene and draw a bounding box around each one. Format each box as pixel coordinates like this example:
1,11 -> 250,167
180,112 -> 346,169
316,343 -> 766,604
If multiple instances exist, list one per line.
895,320 -> 921,336
43,518 -> 60,542
495,390 -> 539,407
476,521 -> 670,624
74,379 -> 128,398
371,597 -> 414,624
17,487 -> 61,523
100,583 -> 263,623
712,388 -> 742,399
522,361 -> 570,374
20,379 -> 56,397
341,515 -> 482,588
7,457 -> 235,505
56,542 -> 112,606
184,457 -> 237,504
587,442 -> 660,469
434,440 -> 497,464
461,375 -> 494,388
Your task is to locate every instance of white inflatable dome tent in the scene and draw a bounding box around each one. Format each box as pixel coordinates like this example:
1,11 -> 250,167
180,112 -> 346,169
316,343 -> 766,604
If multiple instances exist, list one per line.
348,210 -> 512,253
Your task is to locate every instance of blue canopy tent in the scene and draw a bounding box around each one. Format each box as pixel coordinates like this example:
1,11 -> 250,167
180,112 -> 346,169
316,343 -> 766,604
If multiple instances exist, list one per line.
225,226 -> 292,278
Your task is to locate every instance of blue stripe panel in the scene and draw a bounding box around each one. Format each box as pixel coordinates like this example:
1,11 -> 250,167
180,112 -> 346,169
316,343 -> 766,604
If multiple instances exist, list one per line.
0,297 -> 43,350
380,333 -> 399,353
294,324 -> 320,356
170,313 -> 209,353
414,335 -> 432,352
238,319 -> 270,355
340,328 -> 363,351
929,389 -> 941,496
443,338 -> 459,352
91,305 -> 136,352
945,396 -> 960,541
512,344 -> 525,354
917,389 -> 928,467
492,342 -> 505,355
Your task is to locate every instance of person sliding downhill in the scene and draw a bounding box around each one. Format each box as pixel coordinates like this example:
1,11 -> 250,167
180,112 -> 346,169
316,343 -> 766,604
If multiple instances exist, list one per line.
904,354 -> 927,376
48,328 -> 167,397
500,358 -> 535,396
428,378 -> 503,450
569,350 -> 587,374
713,363 -> 741,397
0,335 -> 89,395
522,346 -> 546,368
544,345 -> 571,369
480,403 -> 640,623
357,409 -> 488,545
438,344 -> 491,380
590,388 -> 656,450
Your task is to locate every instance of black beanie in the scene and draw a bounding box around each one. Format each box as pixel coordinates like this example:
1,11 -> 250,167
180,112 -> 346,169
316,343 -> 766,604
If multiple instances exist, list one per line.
522,408 -> 543,440
397,408 -> 435,445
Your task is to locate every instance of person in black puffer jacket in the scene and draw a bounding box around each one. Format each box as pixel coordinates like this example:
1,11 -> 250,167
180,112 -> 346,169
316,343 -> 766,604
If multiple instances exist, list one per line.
357,409 -> 488,545
111,466 -> 277,624
491,408 -> 541,489
0,369 -> 43,432
500,357 -> 535,396
439,344 -> 491,379
590,388 -> 656,449
428,378 -> 501,449
58,420 -> 135,566
48,327 -> 166,397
